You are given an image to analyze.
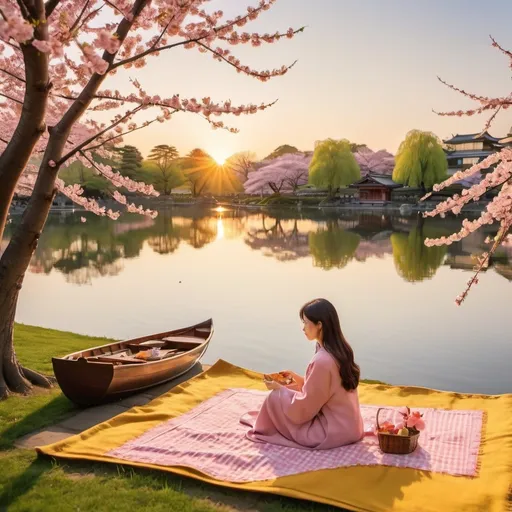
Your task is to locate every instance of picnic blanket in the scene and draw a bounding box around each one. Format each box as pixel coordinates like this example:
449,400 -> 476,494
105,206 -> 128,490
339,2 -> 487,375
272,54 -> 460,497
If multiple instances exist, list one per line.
37,360 -> 512,512
108,388 -> 483,481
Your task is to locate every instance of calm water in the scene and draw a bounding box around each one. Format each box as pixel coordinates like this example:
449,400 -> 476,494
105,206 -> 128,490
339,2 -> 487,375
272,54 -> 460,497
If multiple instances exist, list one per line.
4,207 -> 511,394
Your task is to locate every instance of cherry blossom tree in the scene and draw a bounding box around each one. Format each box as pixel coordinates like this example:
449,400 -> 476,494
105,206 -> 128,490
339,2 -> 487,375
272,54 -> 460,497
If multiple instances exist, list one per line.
354,147 -> 394,176
424,36 -> 512,305
244,152 -> 310,194
0,0 -> 303,398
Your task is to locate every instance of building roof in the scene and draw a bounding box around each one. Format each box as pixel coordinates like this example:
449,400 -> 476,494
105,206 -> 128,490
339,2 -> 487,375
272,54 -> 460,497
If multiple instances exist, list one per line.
443,131 -> 502,144
445,150 -> 495,159
351,174 -> 402,188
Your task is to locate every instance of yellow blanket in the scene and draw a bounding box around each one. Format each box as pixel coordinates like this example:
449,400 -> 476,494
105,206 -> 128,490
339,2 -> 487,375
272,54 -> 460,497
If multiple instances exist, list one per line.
37,360 -> 512,512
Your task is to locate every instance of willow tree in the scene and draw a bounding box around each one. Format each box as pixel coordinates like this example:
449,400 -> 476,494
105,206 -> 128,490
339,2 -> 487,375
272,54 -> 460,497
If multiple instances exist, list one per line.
392,130 -> 448,191
390,218 -> 447,282
309,221 -> 360,270
309,139 -> 361,196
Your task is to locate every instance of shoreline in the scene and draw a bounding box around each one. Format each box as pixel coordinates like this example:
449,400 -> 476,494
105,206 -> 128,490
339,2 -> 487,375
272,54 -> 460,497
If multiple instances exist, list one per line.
8,198 -> 490,215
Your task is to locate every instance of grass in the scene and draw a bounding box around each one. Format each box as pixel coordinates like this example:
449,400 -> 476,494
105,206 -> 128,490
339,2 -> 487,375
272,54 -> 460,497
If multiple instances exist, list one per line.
1,324 -> 341,512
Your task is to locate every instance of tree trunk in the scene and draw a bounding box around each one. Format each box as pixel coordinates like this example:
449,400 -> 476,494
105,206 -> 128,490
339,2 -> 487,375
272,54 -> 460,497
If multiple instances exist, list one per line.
0,278 -> 55,399
0,4 -> 50,241
0,153 -> 63,398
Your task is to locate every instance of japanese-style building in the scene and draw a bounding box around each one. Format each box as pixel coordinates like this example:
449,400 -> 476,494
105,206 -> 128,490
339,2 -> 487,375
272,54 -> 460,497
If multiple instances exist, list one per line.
350,173 -> 402,202
443,131 -> 504,175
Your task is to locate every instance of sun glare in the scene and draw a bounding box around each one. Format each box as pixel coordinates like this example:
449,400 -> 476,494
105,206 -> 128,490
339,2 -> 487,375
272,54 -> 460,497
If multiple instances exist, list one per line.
210,150 -> 229,166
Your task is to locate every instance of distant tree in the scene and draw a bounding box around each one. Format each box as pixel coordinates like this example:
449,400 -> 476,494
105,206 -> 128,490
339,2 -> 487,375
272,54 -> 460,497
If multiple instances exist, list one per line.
309,139 -> 361,196
354,148 -> 395,176
147,145 -> 184,195
349,142 -> 368,153
264,144 -> 300,160
391,219 -> 447,282
113,145 -> 143,179
244,153 -> 311,194
392,130 -> 448,191
309,221 -> 361,270
226,151 -> 257,183
181,149 -> 214,196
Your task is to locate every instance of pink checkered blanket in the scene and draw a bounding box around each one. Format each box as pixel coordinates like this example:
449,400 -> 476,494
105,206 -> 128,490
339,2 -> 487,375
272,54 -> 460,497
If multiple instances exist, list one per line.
108,389 -> 483,482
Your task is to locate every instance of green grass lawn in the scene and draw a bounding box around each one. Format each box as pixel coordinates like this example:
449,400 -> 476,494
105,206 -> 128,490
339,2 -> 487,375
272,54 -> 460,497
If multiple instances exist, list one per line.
0,324 -> 340,512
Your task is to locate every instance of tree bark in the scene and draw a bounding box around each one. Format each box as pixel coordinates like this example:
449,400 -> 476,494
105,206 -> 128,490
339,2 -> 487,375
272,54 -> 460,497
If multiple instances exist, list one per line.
0,261 -> 54,399
0,0 -> 50,241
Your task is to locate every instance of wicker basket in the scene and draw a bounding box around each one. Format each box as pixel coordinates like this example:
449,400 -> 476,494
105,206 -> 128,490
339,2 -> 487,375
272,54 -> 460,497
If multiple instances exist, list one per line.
376,407 -> 420,455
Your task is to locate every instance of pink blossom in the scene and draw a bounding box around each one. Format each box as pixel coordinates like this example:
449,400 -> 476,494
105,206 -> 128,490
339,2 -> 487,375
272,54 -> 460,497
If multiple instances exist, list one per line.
406,411 -> 425,431
244,153 -> 311,194
32,40 -> 52,53
94,30 -> 121,54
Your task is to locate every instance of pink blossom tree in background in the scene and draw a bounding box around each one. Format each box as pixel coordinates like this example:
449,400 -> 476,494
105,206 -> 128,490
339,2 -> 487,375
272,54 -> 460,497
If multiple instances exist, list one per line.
354,147 -> 395,176
424,37 -> 512,305
0,0 -> 302,398
244,153 -> 311,194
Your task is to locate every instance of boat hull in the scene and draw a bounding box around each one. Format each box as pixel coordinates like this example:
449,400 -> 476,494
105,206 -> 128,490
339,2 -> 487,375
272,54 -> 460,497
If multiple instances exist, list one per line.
52,319 -> 212,406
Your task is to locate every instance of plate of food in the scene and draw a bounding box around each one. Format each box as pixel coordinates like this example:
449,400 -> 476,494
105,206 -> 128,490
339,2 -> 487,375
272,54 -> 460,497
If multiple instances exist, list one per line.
263,372 -> 294,385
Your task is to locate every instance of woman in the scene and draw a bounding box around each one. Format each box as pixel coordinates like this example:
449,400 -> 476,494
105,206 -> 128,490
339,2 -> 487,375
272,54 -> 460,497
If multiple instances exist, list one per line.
240,298 -> 364,449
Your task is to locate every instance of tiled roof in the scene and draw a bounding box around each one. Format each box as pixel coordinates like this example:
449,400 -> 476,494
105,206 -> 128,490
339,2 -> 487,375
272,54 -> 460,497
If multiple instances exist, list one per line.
351,174 -> 402,188
445,150 -> 494,159
443,131 -> 501,144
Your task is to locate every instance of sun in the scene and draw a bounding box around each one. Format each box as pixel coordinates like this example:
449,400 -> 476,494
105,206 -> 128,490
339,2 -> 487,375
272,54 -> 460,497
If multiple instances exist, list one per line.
210,150 -> 229,166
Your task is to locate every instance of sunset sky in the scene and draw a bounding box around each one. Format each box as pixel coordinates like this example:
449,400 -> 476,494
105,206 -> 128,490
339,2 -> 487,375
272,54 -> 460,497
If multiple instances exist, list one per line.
114,0 -> 512,161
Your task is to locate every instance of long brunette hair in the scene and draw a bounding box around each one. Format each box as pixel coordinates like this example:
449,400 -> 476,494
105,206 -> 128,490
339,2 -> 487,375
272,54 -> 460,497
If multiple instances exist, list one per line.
300,298 -> 360,391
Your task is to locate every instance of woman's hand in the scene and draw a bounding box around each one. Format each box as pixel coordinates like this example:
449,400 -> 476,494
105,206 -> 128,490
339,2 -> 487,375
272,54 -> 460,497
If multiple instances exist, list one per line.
281,370 -> 304,389
264,379 -> 282,391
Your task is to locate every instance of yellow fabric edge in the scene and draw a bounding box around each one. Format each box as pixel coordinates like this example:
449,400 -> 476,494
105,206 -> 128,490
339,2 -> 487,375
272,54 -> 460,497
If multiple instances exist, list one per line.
37,359 -> 512,512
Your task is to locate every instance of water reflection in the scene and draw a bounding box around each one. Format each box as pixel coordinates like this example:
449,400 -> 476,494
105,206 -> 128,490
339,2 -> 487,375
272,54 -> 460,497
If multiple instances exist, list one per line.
3,208 -> 511,284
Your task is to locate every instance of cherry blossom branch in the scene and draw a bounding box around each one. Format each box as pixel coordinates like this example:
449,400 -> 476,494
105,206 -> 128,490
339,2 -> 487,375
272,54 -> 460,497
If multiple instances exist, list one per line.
436,77 -> 491,104
490,36 -> 512,68
112,0 -> 301,73
55,178 -> 121,220
0,91 -> 22,104
482,104 -> 503,132
52,89 -> 275,133
111,37 -> 200,70
0,67 -> 25,82
58,105 -> 144,164
218,26 -> 305,45
196,41 -> 296,81
78,151 -> 159,217
0,36 -> 22,52
85,116 -> 162,150
103,0 -> 124,17
15,0 -> 31,21
69,0 -> 91,33
44,0 -> 61,17
150,13 -> 176,50
452,221 -> 511,306
422,150 -> 506,198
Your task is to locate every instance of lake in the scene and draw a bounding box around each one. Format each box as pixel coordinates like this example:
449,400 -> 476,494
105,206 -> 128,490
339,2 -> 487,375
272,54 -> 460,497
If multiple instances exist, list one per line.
4,207 -> 511,395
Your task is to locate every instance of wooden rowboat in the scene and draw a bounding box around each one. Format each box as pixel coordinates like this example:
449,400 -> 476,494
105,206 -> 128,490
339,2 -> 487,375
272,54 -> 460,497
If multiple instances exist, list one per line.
52,319 -> 213,406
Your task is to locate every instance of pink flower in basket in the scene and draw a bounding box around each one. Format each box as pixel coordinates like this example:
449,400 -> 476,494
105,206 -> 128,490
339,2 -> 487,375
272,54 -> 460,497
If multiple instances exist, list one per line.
395,407 -> 426,433
406,411 -> 425,431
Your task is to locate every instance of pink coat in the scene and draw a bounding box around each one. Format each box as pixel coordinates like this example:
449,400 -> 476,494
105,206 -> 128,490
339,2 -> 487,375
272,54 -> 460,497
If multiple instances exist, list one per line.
241,347 -> 364,449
